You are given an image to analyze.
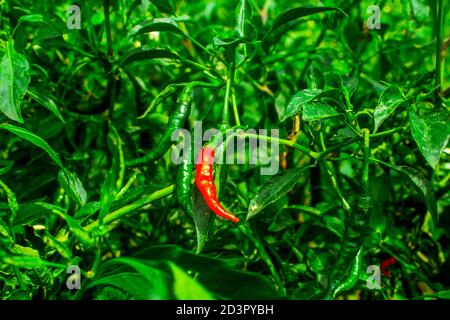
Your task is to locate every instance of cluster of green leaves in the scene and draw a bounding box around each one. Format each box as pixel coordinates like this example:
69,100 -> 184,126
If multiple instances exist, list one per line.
0,0 -> 449,300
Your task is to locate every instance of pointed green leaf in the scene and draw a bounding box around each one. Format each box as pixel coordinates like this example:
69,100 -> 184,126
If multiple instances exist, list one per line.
409,109 -> 450,169
63,214 -> 95,247
120,48 -> 179,66
302,101 -> 339,122
192,188 -> 215,254
19,14 -> 47,24
0,160 -> 14,175
272,7 -> 341,31
247,165 -> 313,220
281,89 -> 322,122
374,85 -> 405,131
0,179 -> 19,224
0,40 -> 30,123
58,169 -> 87,206
27,89 -> 65,123
169,262 -> 214,299
127,18 -> 184,39
397,165 -> 437,230
236,0 -> 252,38
0,124 -> 63,167
281,89 -> 339,122
149,0 -> 175,15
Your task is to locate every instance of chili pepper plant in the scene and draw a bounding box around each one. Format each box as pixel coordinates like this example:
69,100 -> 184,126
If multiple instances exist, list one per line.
0,0 -> 449,300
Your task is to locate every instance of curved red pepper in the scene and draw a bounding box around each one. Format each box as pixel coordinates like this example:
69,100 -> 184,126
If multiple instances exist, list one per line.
195,147 -> 239,223
381,257 -> 397,277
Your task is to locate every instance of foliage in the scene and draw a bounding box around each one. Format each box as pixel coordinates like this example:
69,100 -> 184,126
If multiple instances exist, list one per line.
0,0 -> 449,300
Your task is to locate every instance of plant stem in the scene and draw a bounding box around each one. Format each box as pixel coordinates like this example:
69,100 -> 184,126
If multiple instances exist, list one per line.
435,0 -> 444,106
232,87 -> 241,126
222,61 -> 235,126
186,35 -> 213,56
84,184 -> 175,231
322,160 -> 352,215
317,136 -> 360,160
241,133 -> 319,159
238,224 -> 286,296
370,126 -> 406,138
103,0 -> 113,57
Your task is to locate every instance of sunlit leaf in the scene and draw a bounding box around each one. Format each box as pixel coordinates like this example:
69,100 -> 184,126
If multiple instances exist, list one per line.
0,40 -> 30,123
409,109 -> 450,169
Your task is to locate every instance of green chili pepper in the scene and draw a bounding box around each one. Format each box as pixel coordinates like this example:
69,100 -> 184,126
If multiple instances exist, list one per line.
325,129 -> 371,299
176,135 -> 194,216
126,85 -> 193,168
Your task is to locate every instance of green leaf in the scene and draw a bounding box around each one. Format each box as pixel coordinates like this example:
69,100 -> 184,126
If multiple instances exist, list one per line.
272,7 -> 341,31
127,18 -> 184,39
281,89 -> 339,122
435,290 -> 450,299
0,40 -> 30,123
27,89 -> 65,123
281,89 -> 322,122
134,245 -> 280,299
14,202 -> 55,225
369,175 -> 390,234
63,214 -> 94,248
192,188 -> 215,254
58,169 -> 87,206
120,48 -> 179,66
302,101 -> 339,122
169,262 -> 214,300
0,179 -> 19,224
88,273 -> 152,299
374,85 -> 405,131
247,165 -> 313,220
90,258 -> 213,300
396,165 -> 437,230
149,0 -> 175,15
235,0 -> 252,38
1,254 -> 43,269
307,248 -> 332,274
74,202 -> 100,219
213,37 -> 248,48
45,231 -> 72,260
19,14 -> 47,24
409,109 -> 450,169
99,124 -> 124,223
0,160 -> 14,175
0,124 -> 63,167
269,209 -> 296,232
99,168 -> 116,223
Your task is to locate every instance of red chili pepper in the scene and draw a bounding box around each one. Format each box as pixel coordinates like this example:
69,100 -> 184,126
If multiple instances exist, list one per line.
195,147 -> 239,223
381,257 -> 397,277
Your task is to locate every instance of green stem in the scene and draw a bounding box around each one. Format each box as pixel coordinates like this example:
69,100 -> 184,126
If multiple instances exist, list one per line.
368,157 -> 397,170
231,86 -> 241,126
370,126 -> 406,138
241,133 -> 319,159
435,0 -> 444,106
103,0 -> 113,57
179,57 -> 220,81
322,160 -> 352,215
222,61 -> 235,126
186,34 -> 213,56
317,135 -> 360,160
238,224 -> 286,296
360,129 -> 370,194
84,185 -> 175,231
